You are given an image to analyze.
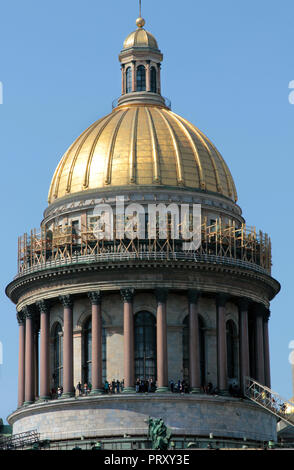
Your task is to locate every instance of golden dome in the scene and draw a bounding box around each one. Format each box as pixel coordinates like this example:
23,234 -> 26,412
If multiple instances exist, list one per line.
48,104 -> 237,204
123,26 -> 158,50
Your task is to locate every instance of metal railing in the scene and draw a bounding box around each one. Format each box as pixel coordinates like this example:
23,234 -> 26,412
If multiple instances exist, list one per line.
112,95 -> 171,109
244,377 -> 294,427
15,251 -> 270,279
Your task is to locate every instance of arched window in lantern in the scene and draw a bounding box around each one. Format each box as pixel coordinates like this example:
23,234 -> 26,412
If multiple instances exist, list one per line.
136,65 -> 146,92
126,67 -> 132,94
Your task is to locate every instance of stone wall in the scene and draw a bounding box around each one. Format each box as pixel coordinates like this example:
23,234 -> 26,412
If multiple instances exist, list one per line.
9,395 -> 277,443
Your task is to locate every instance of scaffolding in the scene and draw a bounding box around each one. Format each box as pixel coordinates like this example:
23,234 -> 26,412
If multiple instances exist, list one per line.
0,429 -> 41,450
17,217 -> 272,275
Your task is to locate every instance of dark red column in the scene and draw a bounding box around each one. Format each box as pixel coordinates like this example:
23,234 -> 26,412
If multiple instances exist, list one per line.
264,310 -> 271,388
24,306 -> 35,405
17,312 -> 25,407
238,298 -> 250,392
155,288 -> 169,393
88,291 -> 103,395
217,294 -> 228,394
255,304 -> 266,385
37,300 -> 51,400
59,295 -> 74,398
121,289 -> 135,393
188,290 -> 201,393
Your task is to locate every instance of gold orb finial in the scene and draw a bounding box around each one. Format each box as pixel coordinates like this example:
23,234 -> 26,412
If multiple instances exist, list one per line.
136,17 -> 145,28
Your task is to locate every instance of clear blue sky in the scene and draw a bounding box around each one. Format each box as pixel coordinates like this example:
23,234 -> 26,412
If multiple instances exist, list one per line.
0,0 -> 293,422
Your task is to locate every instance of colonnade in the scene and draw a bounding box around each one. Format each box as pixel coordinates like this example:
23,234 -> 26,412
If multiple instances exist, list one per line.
16,289 -> 271,407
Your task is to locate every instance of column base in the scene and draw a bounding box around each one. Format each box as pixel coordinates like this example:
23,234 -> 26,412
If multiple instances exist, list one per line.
156,386 -> 169,393
90,389 -> 104,396
61,392 -> 75,399
190,388 -> 201,394
38,396 -> 51,402
219,389 -> 230,396
122,387 -> 135,394
23,401 -> 34,406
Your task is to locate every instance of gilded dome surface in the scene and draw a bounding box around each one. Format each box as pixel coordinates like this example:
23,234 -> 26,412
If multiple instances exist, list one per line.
48,104 -> 237,204
123,27 -> 158,50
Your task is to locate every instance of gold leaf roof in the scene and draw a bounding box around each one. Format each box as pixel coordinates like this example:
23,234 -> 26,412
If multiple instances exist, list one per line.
123,27 -> 158,50
48,104 -> 237,204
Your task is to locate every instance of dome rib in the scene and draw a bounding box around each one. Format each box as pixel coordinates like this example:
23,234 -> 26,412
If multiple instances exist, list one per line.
174,114 -> 223,194
197,128 -> 236,201
83,112 -> 117,189
192,128 -> 223,194
145,107 -> 161,183
104,109 -> 129,185
66,120 -> 104,194
129,108 -> 139,183
167,110 -> 205,190
156,108 -> 185,186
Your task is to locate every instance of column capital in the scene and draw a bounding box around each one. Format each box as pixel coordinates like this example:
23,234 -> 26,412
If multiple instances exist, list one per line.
155,288 -> 168,304
88,291 -> 102,305
264,309 -> 271,321
238,297 -> 250,311
188,289 -> 200,304
120,288 -> 135,303
253,302 -> 268,318
217,293 -> 229,308
23,305 -> 35,320
36,299 -> 50,314
17,311 -> 25,325
59,295 -> 73,309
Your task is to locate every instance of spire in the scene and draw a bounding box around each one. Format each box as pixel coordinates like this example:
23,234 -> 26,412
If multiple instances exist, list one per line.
136,0 -> 145,28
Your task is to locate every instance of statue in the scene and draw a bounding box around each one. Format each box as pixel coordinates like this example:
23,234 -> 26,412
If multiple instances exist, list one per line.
148,417 -> 172,450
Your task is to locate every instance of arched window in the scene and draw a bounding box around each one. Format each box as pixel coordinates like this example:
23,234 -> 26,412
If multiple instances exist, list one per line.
150,66 -> 157,93
83,317 -> 106,386
53,323 -> 63,390
226,320 -> 239,380
183,315 -> 206,387
126,67 -> 132,94
135,312 -> 156,380
83,318 -> 92,385
136,65 -> 146,92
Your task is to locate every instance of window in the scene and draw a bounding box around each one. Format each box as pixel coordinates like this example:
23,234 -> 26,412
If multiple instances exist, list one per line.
83,317 -> 107,385
135,312 -> 156,380
136,65 -> 146,92
150,67 -> 157,93
226,320 -> 238,380
126,67 -> 132,93
183,315 -> 206,387
53,323 -> 63,390
83,318 -> 92,385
